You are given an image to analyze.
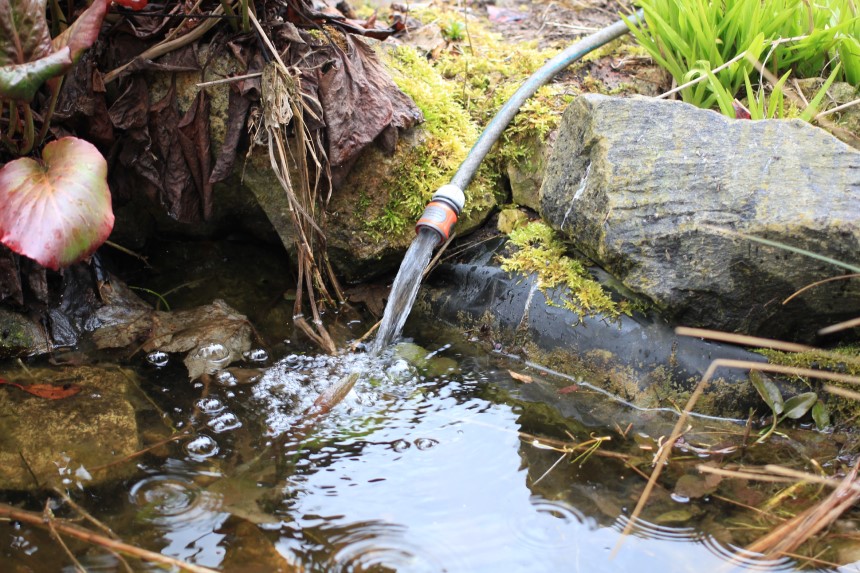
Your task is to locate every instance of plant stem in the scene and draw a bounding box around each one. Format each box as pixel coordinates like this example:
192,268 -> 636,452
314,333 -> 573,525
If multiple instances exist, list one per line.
37,78 -> 64,147
19,105 -> 35,156
219,0 -> 239,31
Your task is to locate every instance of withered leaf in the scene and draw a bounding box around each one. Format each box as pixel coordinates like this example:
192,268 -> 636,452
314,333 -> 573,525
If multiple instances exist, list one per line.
177,90 -> 213,220
509,370 -> 534,384
317,34 -> 422,167
0,379 -> 82,400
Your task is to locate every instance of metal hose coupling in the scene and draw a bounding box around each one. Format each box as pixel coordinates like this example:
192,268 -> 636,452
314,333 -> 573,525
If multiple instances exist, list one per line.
415,184 -> 466,245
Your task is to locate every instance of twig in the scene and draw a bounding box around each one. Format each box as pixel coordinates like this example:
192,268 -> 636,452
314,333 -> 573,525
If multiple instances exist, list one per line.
45,503 -> 87,573
816,96 -> 860,119
0,502 -> 219,573
103,4 -> 224,84
104,240 -> 151,267
88,433 -> 189,473
196,71 -> 262,87
52,488 -> 119,540
784,273 -> 860,305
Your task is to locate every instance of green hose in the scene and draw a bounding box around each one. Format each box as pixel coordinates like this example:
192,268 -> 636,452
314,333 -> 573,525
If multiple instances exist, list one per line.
449,11 -> 644,192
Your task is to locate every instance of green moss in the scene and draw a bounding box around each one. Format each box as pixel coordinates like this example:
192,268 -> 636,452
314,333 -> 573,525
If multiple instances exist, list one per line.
369,44 -> 496,236
499,221 -> 630,321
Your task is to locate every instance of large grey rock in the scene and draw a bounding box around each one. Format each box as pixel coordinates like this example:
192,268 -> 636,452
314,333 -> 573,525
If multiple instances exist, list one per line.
540,95 -> 860,341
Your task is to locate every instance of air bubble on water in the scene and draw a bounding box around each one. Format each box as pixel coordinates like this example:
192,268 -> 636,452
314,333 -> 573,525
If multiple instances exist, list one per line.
146,351 -> 169,367
215,371 -> 238,387
184,435 -> 219,459
196,397 -> 225,415
207,412 -> 242,433
194,342 -> 231,369
414,438 -> 439,451
243,348 -> 269,363
670,493 -> 690,504
391,439 -> 411,453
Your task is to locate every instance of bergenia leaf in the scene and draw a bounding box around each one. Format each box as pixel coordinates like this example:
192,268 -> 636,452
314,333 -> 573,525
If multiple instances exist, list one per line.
0,47 -> 71,100
0,137 -> 114,270
51,0 -> 109,62
0,0 -> 53,67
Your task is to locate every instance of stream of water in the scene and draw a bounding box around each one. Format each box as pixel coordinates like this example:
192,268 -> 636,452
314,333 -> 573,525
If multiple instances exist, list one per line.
371,229 -> 439,355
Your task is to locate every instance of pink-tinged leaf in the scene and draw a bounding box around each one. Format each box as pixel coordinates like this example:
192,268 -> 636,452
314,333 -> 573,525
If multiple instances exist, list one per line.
114,0 -> 148,10
52,0 -> 109,62
0,0 -> 53,67
0,47 -> 71,101
732,100 -> 751,120
0,137 -> 114,270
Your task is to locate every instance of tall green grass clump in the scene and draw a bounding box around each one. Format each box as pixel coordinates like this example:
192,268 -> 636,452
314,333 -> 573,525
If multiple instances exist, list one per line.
624,0 -> 859,114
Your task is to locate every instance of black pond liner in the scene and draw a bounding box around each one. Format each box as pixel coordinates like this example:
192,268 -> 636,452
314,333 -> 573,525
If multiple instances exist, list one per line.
416,239 -> 772,419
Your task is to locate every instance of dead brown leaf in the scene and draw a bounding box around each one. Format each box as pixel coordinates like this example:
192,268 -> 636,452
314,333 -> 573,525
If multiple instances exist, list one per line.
0,379 -> 82,400
509,370 -> 534,383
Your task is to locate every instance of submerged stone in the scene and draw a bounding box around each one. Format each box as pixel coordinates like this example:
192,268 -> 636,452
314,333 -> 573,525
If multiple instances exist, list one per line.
0,366 -> 154,491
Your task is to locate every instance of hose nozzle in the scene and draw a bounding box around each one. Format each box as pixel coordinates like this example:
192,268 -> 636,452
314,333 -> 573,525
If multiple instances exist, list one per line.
415,184 -> 466,245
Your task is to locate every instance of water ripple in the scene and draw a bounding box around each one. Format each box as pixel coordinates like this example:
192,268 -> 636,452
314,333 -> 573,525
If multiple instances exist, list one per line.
129,475 -> 222,528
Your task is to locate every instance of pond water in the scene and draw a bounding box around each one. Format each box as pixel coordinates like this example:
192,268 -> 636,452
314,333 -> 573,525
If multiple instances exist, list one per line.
0,239 -> 856,572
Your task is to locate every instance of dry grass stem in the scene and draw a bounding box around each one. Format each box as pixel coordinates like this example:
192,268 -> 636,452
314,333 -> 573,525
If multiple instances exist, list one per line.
820,316 -> 860,335
196,71 -> 263,88
614,342 -> 860,557
825,384 -> 860,401
676,326 -> 860,367
746,461 -> 860,556
816,96 -> 860,119
675,326 -> 815,353
783,273 -> 860,305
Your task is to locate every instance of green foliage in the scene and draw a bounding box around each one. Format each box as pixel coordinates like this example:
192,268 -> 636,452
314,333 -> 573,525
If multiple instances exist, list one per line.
499,222 -> 630,321
750,371 -> 820,442
441,20 -> 466,42
625,0 -> 859,114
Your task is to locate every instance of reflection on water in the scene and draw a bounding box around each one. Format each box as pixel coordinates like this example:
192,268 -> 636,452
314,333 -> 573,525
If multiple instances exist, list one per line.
0,240 -> 855,572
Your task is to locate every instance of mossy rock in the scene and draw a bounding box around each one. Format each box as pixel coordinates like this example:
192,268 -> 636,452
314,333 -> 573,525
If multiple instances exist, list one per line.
0,365 -> 160,491
0,309 -> 50,359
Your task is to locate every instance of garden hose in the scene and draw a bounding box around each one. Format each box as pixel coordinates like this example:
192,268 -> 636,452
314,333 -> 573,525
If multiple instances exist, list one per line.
415,11 -> 644,239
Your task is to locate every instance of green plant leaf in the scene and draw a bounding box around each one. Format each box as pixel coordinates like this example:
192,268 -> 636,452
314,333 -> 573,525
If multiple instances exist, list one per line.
0,47 -> 71,101
780,392 -> 818,420
800,63 -> 842,121
0,136 -> 113,270
0,0 -> 74,101
812,400 -> 830,429
751,372 -> 784,415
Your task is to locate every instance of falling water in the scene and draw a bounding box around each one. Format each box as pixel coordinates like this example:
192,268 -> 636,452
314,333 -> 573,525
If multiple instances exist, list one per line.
371,228 -> 439,354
